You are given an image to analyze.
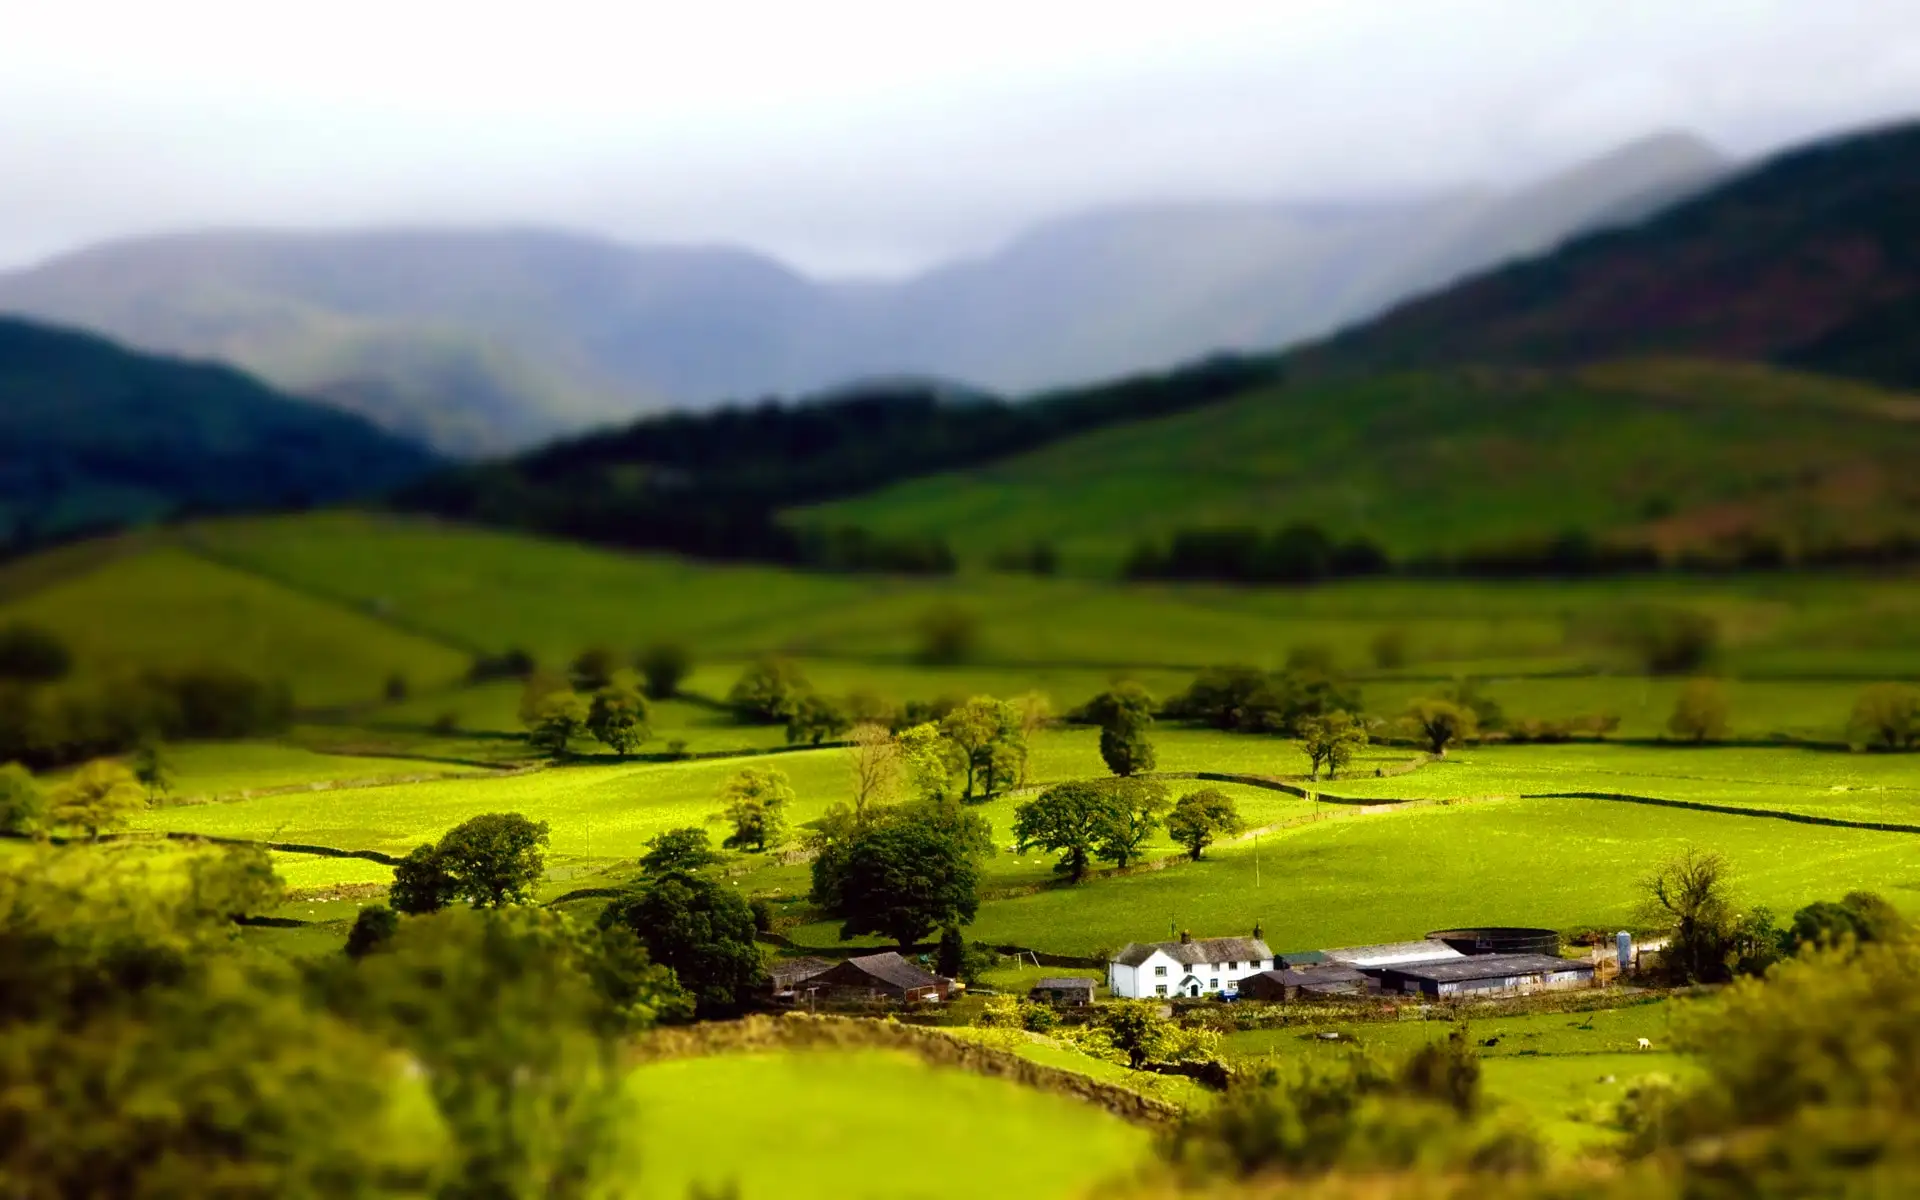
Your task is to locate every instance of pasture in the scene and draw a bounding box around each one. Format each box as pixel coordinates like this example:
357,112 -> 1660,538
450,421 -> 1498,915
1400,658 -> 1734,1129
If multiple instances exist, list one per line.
618,1050 -> 1152,1199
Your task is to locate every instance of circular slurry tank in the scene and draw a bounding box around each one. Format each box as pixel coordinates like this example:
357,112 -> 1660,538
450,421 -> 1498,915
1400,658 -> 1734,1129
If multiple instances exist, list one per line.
1427,927 -> 1561,957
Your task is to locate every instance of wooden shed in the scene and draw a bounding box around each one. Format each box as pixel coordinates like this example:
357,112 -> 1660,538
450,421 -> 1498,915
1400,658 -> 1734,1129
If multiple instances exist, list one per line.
1029,977 -> 1097,1006
811,952 -> 953,1004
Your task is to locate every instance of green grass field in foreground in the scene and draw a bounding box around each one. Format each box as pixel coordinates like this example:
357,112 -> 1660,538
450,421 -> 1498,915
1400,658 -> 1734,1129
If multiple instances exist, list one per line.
938,796 -> 1920,956
619,1050 -> 1151,1199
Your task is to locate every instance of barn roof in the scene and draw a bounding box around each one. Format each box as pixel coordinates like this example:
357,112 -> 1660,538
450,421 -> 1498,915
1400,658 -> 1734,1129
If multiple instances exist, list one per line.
1248,965 -> 1370,987
1112,937 -> 1273,967
1323,941 -> 1466,968
827,951 -> 946,991
1032,977 -> 1096,991
1384,954 -> 1594,983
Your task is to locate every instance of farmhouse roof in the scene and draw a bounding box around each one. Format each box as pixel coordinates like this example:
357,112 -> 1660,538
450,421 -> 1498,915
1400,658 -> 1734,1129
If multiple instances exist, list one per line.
1323,941 -> 1466,968
834,951 -> 946,991
1112,937 -> 1273,968
1032,977 -> 1096,991
1385,954 -> 1593,984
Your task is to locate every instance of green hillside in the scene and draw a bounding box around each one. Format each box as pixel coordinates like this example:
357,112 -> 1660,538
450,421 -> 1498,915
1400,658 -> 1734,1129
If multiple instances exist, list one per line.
1296,119 -> 1920,388
802,359 -> 1920,570
0,315 -> 436,543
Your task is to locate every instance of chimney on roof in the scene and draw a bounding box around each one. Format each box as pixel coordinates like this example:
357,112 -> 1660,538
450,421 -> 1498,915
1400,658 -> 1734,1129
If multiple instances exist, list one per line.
1179,930 -> 1192,944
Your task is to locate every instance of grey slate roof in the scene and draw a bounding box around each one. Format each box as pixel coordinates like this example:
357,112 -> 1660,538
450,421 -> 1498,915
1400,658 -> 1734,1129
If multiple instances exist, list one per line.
1384,954 -> 1593,983
1112,937 -> 1273,967
1248,965 -> 1370,988
1031,977 -> 1096,991
827,951 -> 946,992
1323,941 -> 1466,968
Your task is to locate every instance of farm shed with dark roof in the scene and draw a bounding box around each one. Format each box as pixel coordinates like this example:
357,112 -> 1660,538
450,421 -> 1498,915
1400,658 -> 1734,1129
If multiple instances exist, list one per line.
1029,977 -> 1097,1006
812,952 -> 952,1003
1377,954 -> 1595,998
1236,964 -> 1372,1002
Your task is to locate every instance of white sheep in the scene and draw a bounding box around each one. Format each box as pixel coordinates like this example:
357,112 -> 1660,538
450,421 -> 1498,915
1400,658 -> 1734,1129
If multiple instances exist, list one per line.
1637,1037 -> 1652,1050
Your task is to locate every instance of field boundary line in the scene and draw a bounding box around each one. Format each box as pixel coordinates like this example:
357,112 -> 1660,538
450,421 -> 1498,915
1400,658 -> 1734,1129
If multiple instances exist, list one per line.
1525,791 -> 1920,835
1,829 -> 407,866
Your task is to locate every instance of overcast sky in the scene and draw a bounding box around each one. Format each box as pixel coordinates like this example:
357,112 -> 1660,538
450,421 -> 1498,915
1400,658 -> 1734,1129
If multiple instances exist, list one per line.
6,0 -> 1920,277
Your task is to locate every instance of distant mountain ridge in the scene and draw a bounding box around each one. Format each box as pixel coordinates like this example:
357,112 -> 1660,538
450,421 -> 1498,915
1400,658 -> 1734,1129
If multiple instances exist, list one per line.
1295,119 -> 1920,388
0,133 -> 1727,455
0,315 -> 436,544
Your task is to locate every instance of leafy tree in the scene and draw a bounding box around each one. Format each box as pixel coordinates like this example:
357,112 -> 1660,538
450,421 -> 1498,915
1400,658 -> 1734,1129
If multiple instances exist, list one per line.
1850,682 -> 1920,751
1668,678 -> 1731,743
1014,781 -> 1112,882
389,843 -> 457,915
786,692 -> 852,746
568,645 -> 620,693
338,906 -> 685,1194
47,759 -> 146,839
527,691 -> 590,759
727,657 -> 809,724
718,767 -> 793,851
0,621 -> 71,682
130,737 -> 174,803
1087,682 -> 1157,777
586,680 -> 650,755
1171,664 -> 1362,736
940,695 -> 1026,799
914,603 -> 980,665
1789,890 -> 1908,950
1103,1000 -> 1176,1070
344,903 -> 399,958
1640,846 -> 1737,984
634,641 -> 692,700
435,812 -> 552,908
1608,605 -> 1721,675
810,802 -> 988,948
1094,778 -> 1171,868
640,826 -> 724,876
897,720 -> 963,804
600,872 -> 764,1015
846,721 -> 900,819
0,762 -> 43,835
391,812 -> 550,913
383,671 -> 409,702
1404,698 -> 1476,756
1167,788 -> 1243,861
1298,710 -> 1367,779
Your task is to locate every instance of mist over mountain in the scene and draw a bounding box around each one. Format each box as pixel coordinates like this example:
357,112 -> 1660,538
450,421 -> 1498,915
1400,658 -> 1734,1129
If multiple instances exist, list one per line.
0,133 -> 1726,455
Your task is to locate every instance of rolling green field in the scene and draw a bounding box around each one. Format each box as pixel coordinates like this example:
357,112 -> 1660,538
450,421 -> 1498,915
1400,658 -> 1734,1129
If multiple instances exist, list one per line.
619,1050 -> 1152,1199
802,361 -> 1920,571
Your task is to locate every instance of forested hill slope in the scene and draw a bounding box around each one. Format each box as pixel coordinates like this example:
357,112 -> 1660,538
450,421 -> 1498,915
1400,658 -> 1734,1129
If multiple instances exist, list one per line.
0,316 -> 437,544
1293,119 -> 1920,388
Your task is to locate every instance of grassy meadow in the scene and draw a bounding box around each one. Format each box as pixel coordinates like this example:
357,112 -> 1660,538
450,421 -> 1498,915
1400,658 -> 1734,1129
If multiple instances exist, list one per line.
619,1050 -> 1152,1199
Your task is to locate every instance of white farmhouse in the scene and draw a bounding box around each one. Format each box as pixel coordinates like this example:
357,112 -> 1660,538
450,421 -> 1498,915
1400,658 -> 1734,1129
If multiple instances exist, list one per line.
1109,932 -> 1274,999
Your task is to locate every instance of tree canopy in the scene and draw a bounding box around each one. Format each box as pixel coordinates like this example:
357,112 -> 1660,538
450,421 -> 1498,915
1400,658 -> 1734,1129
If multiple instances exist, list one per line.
599,872 -> 763,1016
718,767 -> 793,852
389,812 -> 551,913
810,802 -> 990,948
1167,788 -> 1244,861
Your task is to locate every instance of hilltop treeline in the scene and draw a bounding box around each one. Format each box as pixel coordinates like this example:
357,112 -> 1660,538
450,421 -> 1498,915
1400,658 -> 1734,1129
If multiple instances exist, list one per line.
395,354 -> 1281,568
1125,524 -> 1920,584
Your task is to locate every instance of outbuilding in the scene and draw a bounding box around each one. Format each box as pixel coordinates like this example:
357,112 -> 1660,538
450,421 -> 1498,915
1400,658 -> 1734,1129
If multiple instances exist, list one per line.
1029,977 -> 1097,1006
810,952 -> 953,1004
1236,964 -> 1372,1002
1376,953 -> 1595,998
1322,941 -> 1467,971
766,957 -> 833,1001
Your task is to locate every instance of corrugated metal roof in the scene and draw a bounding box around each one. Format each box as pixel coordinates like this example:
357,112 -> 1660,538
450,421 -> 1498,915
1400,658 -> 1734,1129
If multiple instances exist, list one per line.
1385,954 -> 1593,983
1323,941 -> 1467,968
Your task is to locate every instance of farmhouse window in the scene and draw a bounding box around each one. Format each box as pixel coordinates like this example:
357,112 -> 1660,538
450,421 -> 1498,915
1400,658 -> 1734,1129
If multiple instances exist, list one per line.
1210,978 -> 1219,990
1154,965 -> 1167,977
1155,984 -> 1167,997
